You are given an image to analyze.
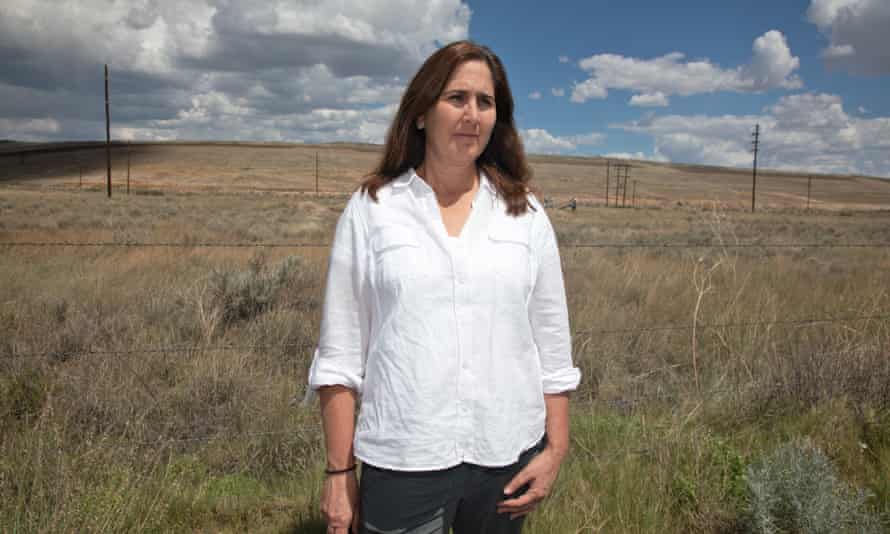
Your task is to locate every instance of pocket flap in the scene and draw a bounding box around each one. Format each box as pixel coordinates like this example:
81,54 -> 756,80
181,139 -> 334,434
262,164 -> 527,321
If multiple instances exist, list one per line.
488,220 -> 530,246
371,226 -> 421,253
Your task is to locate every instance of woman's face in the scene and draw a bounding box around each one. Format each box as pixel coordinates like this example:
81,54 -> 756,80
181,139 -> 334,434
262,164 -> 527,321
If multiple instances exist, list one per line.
419,59 -> 497,167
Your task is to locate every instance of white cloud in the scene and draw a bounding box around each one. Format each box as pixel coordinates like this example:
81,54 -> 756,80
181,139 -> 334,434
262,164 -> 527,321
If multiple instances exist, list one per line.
571,31 -> 801,103
741,30 -> 802,90
551,88 -> 565,97
807,0 -> 890,74
823,44 -> 855,59
0,0 -> 471,143
604,152 -> 644,160
521,129 -> 576,153
569,132 -> 606,146
559,56 -> 570,63
604,151 -> 668,162
629,92 -> 669,107
615,92 -> 890,176
0,118 -> 60,139
528,91 -> 542,100
570,79 -> 607,103
520,128 -> 604,154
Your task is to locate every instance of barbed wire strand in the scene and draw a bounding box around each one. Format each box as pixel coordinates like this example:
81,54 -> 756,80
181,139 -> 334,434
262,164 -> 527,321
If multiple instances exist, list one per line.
0,241 -> 890,249
21,344 -> 885,448
3,342 -> 313,359
4,314 -> 887,360
2,240 -> 890,249
577,313 -> 890,336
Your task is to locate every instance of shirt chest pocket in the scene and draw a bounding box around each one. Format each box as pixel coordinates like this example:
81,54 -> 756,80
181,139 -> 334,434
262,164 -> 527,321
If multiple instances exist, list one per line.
488,221 -> 533,297
370,226 -> 423,289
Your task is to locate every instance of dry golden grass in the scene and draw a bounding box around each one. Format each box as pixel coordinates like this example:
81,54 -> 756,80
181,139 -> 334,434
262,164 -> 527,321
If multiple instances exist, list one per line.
1,144 -> 889,532
2,141 -> 890,211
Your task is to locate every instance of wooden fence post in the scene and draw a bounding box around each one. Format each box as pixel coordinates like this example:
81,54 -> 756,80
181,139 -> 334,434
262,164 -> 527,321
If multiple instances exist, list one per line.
105,64 -> 112,198
605,160 -> 610,207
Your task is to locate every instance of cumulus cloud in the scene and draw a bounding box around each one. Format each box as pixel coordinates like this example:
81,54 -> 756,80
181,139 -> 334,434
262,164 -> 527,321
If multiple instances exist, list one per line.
604,151 -> 668,162
0,118 -> 60,139
629,92 -> 669,107
551,88 -> 565,97
520,128 -> 604,155
807,0 -> 890,74
528,91 -> 542,100
0,0 -> 470,143
559,56 -> 570,64
615,93 -> 890,176
570,79 -> 608,103
571,30 -> 801,104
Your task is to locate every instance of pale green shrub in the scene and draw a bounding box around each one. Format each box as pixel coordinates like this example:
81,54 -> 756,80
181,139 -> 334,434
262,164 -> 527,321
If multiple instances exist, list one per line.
744,437 -> 883,534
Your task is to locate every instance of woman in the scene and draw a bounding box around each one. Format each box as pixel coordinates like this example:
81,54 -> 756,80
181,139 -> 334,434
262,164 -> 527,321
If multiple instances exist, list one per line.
308,40 -> 581,534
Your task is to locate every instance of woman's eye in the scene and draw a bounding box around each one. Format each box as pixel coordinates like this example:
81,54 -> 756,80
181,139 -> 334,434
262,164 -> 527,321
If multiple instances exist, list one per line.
448,94 -> 464,102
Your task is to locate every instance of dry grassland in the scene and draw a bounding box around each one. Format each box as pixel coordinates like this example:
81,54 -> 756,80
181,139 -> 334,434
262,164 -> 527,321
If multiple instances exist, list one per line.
3,142 -> 890,210
1,144 -> 889,532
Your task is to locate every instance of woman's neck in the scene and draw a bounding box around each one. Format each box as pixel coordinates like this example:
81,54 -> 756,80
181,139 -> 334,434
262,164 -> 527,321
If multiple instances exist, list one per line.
417,156 -> 478,204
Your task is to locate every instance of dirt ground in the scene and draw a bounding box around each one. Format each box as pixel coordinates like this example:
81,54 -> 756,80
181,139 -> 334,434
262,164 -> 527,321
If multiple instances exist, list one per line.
1,141 -> 889,211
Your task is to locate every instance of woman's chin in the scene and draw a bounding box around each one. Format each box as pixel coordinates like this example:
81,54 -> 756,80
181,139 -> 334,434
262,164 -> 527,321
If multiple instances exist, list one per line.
447,145 -> 483,164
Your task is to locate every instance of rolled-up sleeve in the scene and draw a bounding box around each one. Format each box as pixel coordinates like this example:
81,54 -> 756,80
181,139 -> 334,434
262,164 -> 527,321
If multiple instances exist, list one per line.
528,209 -> 581,394
308,192 -> 370,393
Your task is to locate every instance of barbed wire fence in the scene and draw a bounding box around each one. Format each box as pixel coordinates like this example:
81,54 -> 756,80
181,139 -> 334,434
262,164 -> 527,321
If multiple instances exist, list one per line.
5,144 -> 890,210
3,221 -> 890,461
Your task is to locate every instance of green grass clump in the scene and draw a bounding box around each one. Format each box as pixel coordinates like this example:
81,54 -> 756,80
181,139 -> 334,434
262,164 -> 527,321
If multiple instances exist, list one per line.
744,437 -> 884,534
206,254 -> 315,328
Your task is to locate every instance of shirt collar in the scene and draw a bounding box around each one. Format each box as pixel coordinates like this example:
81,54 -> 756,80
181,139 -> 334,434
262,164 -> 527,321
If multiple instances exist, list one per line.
395,167 -> 497,197
391,169 -> 419,189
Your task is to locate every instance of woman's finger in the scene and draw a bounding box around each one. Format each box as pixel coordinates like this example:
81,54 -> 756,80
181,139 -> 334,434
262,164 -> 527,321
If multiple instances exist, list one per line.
497,488 -> 544,513
503,467 -> 534,496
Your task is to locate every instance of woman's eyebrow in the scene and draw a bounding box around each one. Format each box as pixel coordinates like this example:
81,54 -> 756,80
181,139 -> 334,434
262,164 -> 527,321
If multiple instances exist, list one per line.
443,88 -> 494,99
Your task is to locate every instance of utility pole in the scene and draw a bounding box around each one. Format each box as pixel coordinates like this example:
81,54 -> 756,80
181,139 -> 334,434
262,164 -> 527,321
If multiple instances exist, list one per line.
605,160 -> 610,207
632,180 -> 637,207
105,64 -> 112,198
127,140 -> 131,195
807,174 -> 812,211
621,165 -> 628,207
315,151 -> 319,195
751,123 -> 759,213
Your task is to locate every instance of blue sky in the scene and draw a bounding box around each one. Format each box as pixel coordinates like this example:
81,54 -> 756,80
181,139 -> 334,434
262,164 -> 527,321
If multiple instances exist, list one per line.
1,0 -> 888,176
469,0 -> 890,174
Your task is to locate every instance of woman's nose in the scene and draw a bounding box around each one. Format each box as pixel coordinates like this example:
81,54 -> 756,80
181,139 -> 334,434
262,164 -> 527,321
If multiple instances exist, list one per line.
463,101 -> 479,123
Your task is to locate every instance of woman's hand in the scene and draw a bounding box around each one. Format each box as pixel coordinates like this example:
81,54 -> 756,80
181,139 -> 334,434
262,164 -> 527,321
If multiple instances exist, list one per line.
321,471 -> 360,534
496,445 -> 565,520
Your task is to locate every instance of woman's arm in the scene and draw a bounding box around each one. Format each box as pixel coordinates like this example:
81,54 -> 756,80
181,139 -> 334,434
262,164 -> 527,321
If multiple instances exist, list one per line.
319,384 -> 360,534
320,385 -> 358,469
543,392 -> 570,460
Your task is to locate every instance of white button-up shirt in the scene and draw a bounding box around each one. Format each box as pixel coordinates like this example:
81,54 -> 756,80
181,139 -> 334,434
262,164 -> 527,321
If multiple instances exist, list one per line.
308,169 -> 580,471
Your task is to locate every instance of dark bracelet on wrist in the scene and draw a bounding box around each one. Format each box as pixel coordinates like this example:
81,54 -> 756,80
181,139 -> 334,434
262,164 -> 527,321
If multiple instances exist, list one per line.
325,464 -> 357,475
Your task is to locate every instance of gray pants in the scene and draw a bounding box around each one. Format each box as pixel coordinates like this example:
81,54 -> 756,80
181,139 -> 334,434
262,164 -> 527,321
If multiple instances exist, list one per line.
359,436 -> 546,534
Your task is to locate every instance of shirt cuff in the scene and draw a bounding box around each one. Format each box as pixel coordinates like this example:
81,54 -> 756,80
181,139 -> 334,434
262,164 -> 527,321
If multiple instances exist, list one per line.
307,348 -> 364,393
541,366 -> 581,394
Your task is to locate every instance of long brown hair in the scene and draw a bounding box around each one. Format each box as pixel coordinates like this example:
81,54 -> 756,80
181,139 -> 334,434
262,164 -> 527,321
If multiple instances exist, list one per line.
360,40 -> 532,216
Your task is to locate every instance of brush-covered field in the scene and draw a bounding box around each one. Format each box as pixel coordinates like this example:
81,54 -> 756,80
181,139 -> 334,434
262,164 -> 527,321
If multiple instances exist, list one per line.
2,146 -> 890,532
